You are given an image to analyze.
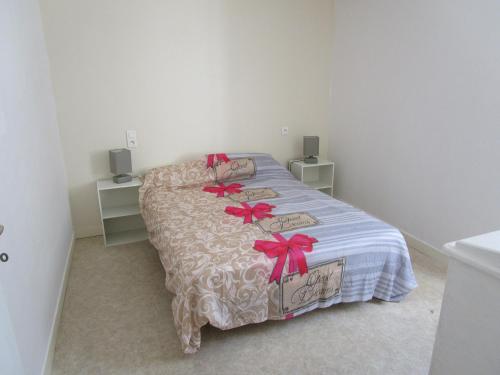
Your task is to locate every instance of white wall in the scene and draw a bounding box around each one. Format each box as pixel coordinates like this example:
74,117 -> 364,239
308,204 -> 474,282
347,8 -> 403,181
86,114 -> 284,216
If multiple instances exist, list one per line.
0,0 -> 73,374
39,0 -> 335,237
330,0 -> 500,248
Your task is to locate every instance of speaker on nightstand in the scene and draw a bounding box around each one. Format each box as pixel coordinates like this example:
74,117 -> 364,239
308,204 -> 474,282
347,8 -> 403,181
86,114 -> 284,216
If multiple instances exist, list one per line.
303,136 -> 319,164
109,148 -> 132,183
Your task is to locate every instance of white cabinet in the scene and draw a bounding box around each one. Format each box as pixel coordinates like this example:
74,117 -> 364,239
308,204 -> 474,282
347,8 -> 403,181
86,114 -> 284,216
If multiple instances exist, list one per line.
430,231 -> 500,375
97,178 -> 147,247
290,160 -> 334,196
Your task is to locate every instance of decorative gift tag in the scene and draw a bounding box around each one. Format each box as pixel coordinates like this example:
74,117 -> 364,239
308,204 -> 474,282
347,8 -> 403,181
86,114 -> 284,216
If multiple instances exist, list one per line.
280,258 -> 345,315
214,157 -> 256,182
256,213 -> 318,233
229,188 -> 279,202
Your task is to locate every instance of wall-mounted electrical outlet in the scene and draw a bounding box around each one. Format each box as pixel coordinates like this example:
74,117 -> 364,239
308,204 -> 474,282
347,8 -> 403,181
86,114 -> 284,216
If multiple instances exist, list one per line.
281,127 -> 289,136
126,130 -> 137,148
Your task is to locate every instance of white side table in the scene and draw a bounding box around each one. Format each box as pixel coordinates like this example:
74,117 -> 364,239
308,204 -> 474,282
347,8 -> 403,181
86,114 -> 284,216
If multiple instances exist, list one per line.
97,177 -> 147,247
290,159 -> 334,196
430,231 -> 500,375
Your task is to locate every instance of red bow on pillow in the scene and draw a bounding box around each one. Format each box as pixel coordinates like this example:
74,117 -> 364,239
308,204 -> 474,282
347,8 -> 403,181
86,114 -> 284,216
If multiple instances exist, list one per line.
207,153 -> 230,168
254,233 -> 318,284
225,202 -> 275,224
203,182 -> 243,197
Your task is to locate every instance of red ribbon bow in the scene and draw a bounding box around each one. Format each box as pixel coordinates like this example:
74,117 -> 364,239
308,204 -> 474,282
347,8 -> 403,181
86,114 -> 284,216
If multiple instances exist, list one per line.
207,153 -> 230,168
225,202 -> 275,224
253,233 -> 318,284
203,182 -> 243,197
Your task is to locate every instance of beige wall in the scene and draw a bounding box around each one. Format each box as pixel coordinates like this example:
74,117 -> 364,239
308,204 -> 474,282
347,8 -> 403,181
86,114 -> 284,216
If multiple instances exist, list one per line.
40,0 -> 335,237
330,0 -> 500,248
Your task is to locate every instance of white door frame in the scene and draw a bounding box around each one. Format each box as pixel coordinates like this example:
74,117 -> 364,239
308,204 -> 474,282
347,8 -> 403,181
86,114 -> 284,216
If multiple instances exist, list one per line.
0,282 -> 24,374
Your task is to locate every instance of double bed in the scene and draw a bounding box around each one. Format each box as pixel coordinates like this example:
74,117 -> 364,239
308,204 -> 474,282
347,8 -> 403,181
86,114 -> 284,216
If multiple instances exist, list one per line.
139,153 -> 417,353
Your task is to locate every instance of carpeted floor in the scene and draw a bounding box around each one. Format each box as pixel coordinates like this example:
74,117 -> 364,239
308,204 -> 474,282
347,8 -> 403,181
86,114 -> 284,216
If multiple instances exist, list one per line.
52,237 -> 446,375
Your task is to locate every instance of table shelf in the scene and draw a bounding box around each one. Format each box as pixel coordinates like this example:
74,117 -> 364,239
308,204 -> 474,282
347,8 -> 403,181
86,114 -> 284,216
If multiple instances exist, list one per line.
97,178 -> 147,247
102,204 -> 141,219
290,160 -> 334,196
105,228 -> 148,247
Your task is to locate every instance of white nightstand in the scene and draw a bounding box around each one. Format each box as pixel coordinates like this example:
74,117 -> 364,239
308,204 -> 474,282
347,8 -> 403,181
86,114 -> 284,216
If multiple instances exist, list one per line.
97,177 -> 148,247
290,159 -> 334,196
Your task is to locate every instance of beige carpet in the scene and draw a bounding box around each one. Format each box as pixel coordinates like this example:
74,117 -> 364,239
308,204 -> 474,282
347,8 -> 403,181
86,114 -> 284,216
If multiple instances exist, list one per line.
52,237 -> 446,375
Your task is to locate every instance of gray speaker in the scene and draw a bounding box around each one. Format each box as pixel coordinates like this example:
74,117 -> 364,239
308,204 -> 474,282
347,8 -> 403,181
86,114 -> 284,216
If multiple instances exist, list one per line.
303,136 -> 319,164
109,148 -> 132,183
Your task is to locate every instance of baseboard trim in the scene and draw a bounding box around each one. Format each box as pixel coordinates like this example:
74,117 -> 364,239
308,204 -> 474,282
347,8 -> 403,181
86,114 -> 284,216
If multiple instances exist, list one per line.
402,230 -> 448,267
42,233 -> 75,375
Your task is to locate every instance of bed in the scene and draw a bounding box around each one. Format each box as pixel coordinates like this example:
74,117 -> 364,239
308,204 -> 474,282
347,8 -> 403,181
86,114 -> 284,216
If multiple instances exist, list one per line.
139,153 -> 417,353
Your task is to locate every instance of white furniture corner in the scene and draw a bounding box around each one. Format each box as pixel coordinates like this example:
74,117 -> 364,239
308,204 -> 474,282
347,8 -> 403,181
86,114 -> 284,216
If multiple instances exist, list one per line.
97,177 -> 147,247
430,230 -> 500,375
290,159 -> 334,196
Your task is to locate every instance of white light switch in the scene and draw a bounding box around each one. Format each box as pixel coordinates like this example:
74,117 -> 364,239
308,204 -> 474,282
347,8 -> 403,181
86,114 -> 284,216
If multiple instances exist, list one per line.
126,130 -> 137,148
281,127 -> 289,136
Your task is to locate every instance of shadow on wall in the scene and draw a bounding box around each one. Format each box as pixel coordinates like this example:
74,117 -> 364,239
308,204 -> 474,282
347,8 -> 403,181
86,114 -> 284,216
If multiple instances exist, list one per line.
90,150 -> 109,177
69,181 -> 102,238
